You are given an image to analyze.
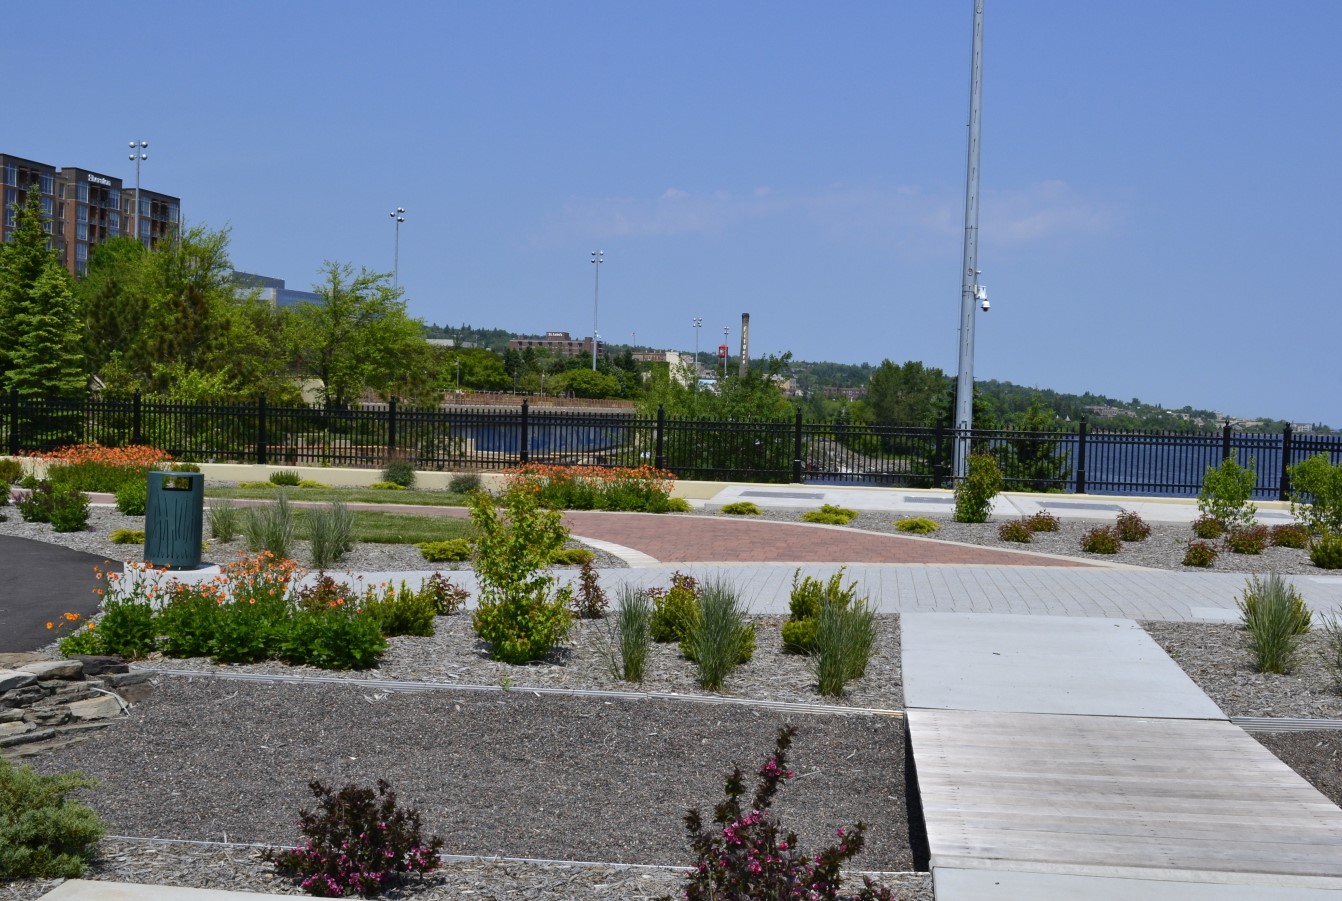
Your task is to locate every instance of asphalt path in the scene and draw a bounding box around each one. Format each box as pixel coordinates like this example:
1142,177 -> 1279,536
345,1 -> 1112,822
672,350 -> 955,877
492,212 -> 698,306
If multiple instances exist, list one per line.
0,535 -> 122,653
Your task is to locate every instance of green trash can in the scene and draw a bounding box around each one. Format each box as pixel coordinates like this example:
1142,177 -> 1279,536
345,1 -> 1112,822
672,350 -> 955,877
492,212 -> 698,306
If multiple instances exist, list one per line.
144,471 -> 204,570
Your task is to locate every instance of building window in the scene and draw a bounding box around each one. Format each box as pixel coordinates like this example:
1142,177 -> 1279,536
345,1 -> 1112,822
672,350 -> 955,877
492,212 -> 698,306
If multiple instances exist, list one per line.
108,189 -> 120,208
77,222 -> 88,241
41,196 -> 52,216
2,164 -> 14,187
77,182 -> 89,202
139,197 -> 149,216
41,173 -> 54,195
108,211 -> 119,232
75,243 -> 88,261
76,205 -> 88,223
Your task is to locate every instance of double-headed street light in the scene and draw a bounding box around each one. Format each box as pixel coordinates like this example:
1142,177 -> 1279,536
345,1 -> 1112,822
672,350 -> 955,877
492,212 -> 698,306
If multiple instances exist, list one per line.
692,317 -> 703,385
128,141 -> 148,244
390,208 -> 406,290
590,250 -> 604,370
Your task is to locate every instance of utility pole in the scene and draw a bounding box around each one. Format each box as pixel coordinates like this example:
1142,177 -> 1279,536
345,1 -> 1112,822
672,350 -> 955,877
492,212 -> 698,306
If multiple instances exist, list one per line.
953,0 -> 986,482
591,250 -> 604,370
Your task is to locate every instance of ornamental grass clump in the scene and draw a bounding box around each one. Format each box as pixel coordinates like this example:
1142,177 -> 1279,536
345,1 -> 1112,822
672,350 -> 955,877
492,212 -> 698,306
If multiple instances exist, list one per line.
306,501 -> 356,570
265,779 -> 444,898
604,583 -> 653,683
682,578 -> 755,691
0,759 -> 105,880
208,499 -> 240,542
1238,573 -> 1312,674
809,593 -> 878,697
1318,612 -> 1342,693
244,492 -> 296,559
664,726 -> 893,901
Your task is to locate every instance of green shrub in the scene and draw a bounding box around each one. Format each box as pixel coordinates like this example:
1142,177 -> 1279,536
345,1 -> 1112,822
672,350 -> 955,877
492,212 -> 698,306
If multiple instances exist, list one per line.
1270,524 -> 1311,549
209,499 -> 240,542
720,501 -> 761,516
279,607 -> 387,669
1289,453 -> 1342,535
449,472 -> 483,494
297,479 -> 330,489
605,584 -> 652,683
0,458 -> 23,484
18,481 -> 54,523
308,501 -> 356,571
49,485 -> 90,533
1023,511 -> 1061,532
650,572 -> 701,643
1182,540 -> 1219,568
661,497 -> 693,513
169,462 -> 201,473
1198,456 -> 1258,529
468,488 -> 572,663
551,547 -> 596,566
417,538 -> 473,562
19,474 -> 39,489
96,595 -> 157,659
0,759 -> 105,880
1310,532 -> 1342,570
58,626 -> 102,657
997,520 -> 1032,543
781,568 -> 863,655
894,517 -> 940,534
1192,515 -> 1225,539
264,779 -> 444,898
368,481 -> 408,491
1226,524 -> 1269,555
156,588 -> 221,658
1238,573 -> 1311,674
1115,510 -> 1152,542
801,504 -> 858,525
237,481 -> 275,489
954,453 -> 1002,523
244,493 -> 296,559
681,579 -> 754,690
809,594 -> 878,697
571,558 -> 607,619
110,528 -> 145,544
363,582 -> 437,638
1080,526 -> 1121,554
381,455 -> 417,488
268,469 -> 302,487
114,478 -> 148,516
418,572 -> 469,616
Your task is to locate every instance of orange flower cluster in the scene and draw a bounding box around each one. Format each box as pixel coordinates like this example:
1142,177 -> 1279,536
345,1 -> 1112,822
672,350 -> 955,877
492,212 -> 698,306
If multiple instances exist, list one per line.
504,463 -> 675,494
34,443 -> 174,467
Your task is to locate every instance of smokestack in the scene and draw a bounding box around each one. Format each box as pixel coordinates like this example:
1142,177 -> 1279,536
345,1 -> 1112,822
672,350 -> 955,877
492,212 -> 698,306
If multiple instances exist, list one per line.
739,313 -> 750,377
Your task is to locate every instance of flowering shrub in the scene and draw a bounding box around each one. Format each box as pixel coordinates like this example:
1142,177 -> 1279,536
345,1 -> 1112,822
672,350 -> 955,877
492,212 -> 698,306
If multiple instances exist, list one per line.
35,443 -> 172,493
503,463 -> 676,512
665,726 -> 893,901
265,779 -> 444,898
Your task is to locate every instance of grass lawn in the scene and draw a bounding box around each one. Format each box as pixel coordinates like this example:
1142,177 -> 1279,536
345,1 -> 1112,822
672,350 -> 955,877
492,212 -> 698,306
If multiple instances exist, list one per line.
206,486 -> 470,507
292,510 -> 476,544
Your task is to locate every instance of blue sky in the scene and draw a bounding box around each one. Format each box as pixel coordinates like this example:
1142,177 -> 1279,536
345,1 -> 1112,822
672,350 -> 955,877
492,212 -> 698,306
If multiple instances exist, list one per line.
13,1 -> 1341,425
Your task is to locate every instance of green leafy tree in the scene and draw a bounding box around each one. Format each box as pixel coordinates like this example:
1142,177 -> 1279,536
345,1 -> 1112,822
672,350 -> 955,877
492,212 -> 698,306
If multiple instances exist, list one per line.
1001,398 -> 1073,492
548,367 -> 623,398
289,262 -> 426,408
863,359 -> 948,427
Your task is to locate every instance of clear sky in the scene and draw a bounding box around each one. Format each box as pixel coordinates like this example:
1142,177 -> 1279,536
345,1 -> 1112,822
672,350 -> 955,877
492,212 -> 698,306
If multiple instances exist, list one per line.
12,1 -> 1341,426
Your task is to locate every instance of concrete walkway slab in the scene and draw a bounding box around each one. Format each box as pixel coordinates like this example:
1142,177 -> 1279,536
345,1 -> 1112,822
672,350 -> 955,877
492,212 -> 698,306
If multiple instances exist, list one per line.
901,613 -> 1226,719
935,865 -> 1342,899
38,880 -> 296,900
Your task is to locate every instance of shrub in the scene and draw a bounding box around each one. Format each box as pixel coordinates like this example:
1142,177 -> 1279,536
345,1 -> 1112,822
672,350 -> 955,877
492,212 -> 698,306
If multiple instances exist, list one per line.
363,581 -> 437,638
1289,453 -> 1342,535
468,488 -> 572,663
156,586 -> 221,658
381,454 -> 417,489
49,484 -> 90,533
209,499 -> 240,542
169,462 -> 201,473
418,572 -> 469,616
810,595 -> 878,697
997,520 -> 1032,543
650,572 -> 701,643
1238,574 -> 1311,674
38,443 -> 172,493
504,463 -> 675,512
448,472 -> 483,494
1318,612 -> 1342,693
244,493 -> 296,559
0,759 -> 105,880
720,501 -> 761,516
570,558 -> 607,619
801,504 -> 858,525
681,579 -> 754,690
1192,515 -> 1225,539
1114,510 -> 1151,542
297,479 -> 330,489
1080,526 -> 1121,554
1023,511 -> 1061,532
1182,540 -> 1219,568
1198,456 -> 1258,529
417,538 -> 473,563
368,481 -> 407,491
1226,524 -> 1269,555
1270,524 -> 1311,549
17,481 -> 55,523
670,726 -> 893,901
1310,532 -> 1342,570
269,469 -> 302,487
551,547 -> 596,566
604,584 -> 653,683
284,607 -> 387,670
893,517 -> 939,534
265,779 -> 444,898
781,568 -> 862,655
238,481 -> 276,489
0,457 -> 23,484
954,453 -> 1002,523
113,477 -> 148,516
662,497 -> 693,513
308,502 -> 356,570
110,528 -> 145,544
95,593 -> 157,659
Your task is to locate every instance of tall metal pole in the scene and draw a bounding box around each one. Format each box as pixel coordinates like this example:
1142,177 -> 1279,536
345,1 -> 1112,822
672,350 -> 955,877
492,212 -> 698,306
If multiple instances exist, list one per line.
692,317 -> 702,387
390,208 -> 406,290
128,141 -> 147,243
591,250 -> 603,370
953,0 -> 985,481
722,325 -> 728,379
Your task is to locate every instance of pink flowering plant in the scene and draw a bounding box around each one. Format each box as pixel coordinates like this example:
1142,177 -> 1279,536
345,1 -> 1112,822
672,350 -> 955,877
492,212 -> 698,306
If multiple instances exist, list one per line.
666,726 -> 894,901
265,779 -> 444,898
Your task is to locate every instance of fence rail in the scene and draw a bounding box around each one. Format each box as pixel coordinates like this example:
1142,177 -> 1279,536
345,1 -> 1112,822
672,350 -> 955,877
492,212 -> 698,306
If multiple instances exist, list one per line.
5,390 -> 1340,499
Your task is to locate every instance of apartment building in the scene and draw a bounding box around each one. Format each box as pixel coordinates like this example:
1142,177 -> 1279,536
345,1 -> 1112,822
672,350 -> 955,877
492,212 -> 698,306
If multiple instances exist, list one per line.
507,331 -> 603,358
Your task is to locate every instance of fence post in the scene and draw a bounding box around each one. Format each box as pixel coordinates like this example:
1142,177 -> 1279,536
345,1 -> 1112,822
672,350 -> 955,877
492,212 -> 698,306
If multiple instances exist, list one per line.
1222,421 -> 1232,462
519,399 -> 530,464
131,390 -> 144,445
1075,419 -> 1088,495
792,408 -> 804,483
7,387 -> 18,456
654,404 -> 666,470
1279,423 -> 1293,501
387,396 -> 399,454
256,393 -> 268,466
933,420 -> 947,487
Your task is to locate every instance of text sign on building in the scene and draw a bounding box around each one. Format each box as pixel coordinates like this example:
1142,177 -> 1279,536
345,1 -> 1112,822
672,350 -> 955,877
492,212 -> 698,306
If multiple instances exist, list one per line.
86,174 -> 113,187
718,344 -> 728,358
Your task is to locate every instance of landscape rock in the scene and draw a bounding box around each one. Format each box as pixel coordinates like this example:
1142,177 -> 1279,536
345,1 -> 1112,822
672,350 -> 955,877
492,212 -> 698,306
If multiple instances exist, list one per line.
72,655 -> 129,676
0,720 -> 33,738
18,659 -> 84,680
0,669 -> 38,692
66,695 -> 126,721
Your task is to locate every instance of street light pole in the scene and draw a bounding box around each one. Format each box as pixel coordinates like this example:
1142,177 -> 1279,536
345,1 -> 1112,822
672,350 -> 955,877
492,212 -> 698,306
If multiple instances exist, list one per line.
590,250 -> 604,371
953,0 -> 986,482
722,325 -> 728,379
390,208 -> 406,290
128,141 -> 147,244
692,317 -> 702,387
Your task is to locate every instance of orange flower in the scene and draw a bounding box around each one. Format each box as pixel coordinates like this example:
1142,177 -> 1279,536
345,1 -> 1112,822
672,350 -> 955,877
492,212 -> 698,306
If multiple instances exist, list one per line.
46,621 -> 54,630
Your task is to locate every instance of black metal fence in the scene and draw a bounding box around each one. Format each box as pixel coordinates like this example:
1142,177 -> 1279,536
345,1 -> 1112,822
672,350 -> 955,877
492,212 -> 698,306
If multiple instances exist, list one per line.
6,389 -> 1340,498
